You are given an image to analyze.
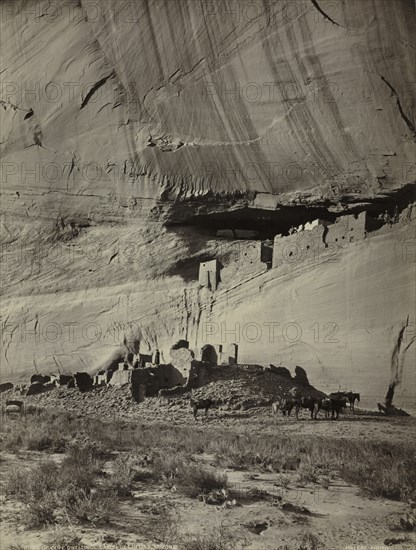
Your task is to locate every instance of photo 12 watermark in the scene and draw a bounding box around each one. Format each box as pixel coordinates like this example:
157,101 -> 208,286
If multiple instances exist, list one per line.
0,1 -> 140,24
0,318 -> 141,346
201,321 -> 340,345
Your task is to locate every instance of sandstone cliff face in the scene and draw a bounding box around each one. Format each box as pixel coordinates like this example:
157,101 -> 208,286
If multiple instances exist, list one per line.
0,1 -> 415,409
1,0 -> 415,215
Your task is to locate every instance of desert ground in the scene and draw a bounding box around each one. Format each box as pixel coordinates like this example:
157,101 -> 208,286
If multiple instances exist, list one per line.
0,385 -> 415,550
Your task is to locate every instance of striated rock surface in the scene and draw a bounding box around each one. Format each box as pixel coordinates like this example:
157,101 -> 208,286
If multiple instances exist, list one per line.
1,0 -> 415,215
0,1 -> 415,411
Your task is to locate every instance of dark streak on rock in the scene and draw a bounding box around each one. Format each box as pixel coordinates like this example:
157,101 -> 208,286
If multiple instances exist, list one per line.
380,75 -> 416,139
386,315 -> 412,407
310,0 -> 342,27
109,252 -> 119,264
80,71 -> 115,110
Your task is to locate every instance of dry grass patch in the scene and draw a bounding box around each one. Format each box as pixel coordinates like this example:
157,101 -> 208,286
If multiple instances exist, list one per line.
1,410 -> 415,502
180,526 -> 245,550
4,442 -> 116,527
176,463 -> 228,499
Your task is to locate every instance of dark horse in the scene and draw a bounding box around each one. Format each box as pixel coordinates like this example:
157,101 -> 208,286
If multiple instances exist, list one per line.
314,394 -> 347,420
190,398 -> 213,420
346,392 -> 360,412
299,397 -> 317,419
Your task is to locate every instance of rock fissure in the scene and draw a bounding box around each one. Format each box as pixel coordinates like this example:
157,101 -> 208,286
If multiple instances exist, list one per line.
380,75 -> 416,139
80,71 -> 115,109
310,0 -> 344,28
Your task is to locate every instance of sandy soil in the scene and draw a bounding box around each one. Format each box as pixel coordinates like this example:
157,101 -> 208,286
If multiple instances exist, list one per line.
0,407 -> 415,550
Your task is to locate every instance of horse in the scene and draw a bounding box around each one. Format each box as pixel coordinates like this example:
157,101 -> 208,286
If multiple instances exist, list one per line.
280,397 -> 301,419
314,395 -> 347,420
346,392 -> 360,412
299,396 -> 317,419
190,398 -> 213,420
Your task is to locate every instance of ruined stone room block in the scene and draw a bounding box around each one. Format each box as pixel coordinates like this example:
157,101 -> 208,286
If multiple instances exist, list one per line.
325,212 -> 367,245
201,344 -> 218,364
170,347 -> 194,384
30,374 -> 51,385
95,371 -> 113,386
272,225 -> 325,269
198,259 -> 219,290
185,361 -> 206,389
56,374 -> 73,386
26,382 -> 45,396
74,372 -> 93,391
110,369 -> 133,387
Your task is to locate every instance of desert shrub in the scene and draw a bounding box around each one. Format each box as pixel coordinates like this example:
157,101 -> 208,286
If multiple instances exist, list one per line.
104,455 -> 136,496
1,430 -> 24,451
27,434 -> 54,451
341,450 -> 415,501
0,410 -> 76,453
5,468 -> 32,497
4,451 -> 114,526
133,505 -> 179,545
46,525 -> 85,549
25,423 -> 68,452
153,453 -> 187,488
59,442 -> 102,496
151,453 -> 227,499
28,461 -> 60,499
6,460 -> 59,498
297,532 -> 320,550
176,463 -> 228,499
132,466 -> 154,482
64,440 -> 102,465
64,487 -> 117,524
297,462 -> 319,484
277,532 -> 320,550
24,491 -> 58,527
5,461 -> 60,526
180,526 -> 243,550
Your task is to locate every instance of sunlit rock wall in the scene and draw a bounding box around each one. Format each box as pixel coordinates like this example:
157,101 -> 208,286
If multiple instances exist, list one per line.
1,1 -> 415,409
